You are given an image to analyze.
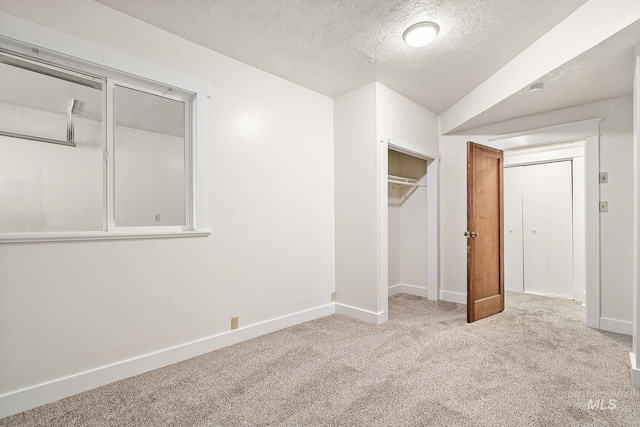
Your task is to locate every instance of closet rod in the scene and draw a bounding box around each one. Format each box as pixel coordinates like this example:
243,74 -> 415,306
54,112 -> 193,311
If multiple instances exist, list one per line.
388,179 -> 426,188
0,130 -> 76,147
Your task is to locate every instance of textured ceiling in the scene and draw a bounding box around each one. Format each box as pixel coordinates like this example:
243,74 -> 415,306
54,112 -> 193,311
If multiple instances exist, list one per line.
454,19 -> 640,132
94,0 -> 589,115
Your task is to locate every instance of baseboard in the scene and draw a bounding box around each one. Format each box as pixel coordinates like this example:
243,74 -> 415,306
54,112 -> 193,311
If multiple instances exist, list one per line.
388,284 -> 428,298
388,285 -> 402,296
335,303 -> 384,325
0,303 -> 336,419
400,284 -> 428,297
600,317 -> 633,335
631,353 -> 640,389
439,290 -> 467,305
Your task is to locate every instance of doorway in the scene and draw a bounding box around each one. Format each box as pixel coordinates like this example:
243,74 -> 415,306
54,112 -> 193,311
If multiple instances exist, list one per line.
503,142 -> 586,303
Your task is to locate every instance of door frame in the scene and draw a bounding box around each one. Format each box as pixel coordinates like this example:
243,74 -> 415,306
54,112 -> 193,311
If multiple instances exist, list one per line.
489,119 -> 601,329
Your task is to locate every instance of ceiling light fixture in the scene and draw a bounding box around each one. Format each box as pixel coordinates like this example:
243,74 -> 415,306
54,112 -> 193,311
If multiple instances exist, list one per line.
530,82 -> 545,92
403,21 -> 440,47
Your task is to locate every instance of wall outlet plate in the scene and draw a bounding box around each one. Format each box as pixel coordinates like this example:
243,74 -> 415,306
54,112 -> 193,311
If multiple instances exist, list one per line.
599,201 -> 608,212
331,291 -> 336,302
231,316 -> 239,330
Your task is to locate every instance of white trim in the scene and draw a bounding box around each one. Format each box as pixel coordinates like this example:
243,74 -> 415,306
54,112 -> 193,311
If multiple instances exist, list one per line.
439,290 -> 467,305
504,141 -> 584,166
489,118 -> 602,150
427,159 -> 440,301
388,284 -> 428,298
400,284 -> 428,297
584,135 -> 600,329
0,230 -> 211,244
388,285 -> 402,296
335,303 -> 385,324
377,138 -> 389,325
387,140 -> 437,161
0,303 -> 335,419
600,317 -> 633,335
631,353 -> 640,389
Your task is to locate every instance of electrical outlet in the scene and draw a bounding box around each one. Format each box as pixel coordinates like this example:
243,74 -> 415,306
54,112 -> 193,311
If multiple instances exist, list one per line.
599,201 -> 608,212
231,316 -> 239,330
331,291 -> 336,302
599,172 -> 608,184
153,213 -> 161,222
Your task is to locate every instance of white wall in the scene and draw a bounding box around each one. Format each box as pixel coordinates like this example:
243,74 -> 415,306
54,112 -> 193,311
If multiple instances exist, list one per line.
334,83 -> 378,314
376,83 -> 439,155
0,0 -> 335,414
439,95 -> 634,329
334,82 -> 438,320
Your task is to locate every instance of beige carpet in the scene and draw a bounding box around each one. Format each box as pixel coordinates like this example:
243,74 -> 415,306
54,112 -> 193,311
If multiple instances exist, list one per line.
2,292 -> 638,426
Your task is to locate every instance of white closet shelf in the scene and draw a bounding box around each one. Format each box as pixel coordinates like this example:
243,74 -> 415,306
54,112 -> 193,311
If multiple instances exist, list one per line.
388,174 -> 426,202
388,175 -> 425,187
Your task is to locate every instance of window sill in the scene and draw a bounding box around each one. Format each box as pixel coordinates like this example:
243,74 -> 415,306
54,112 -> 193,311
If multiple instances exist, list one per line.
0,230 -> 211,244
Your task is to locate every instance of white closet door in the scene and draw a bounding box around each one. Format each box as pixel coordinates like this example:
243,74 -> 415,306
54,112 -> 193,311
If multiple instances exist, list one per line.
545,161 -> 573,298
522,163 -> 548,295
504,167 -> 524,292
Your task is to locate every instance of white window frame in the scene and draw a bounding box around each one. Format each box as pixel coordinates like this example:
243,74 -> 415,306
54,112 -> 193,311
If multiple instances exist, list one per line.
107,80 -> 194,234
0,15 -> 211,243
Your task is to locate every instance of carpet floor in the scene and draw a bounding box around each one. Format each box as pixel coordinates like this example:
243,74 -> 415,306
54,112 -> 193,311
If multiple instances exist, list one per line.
2,292 -> 638,426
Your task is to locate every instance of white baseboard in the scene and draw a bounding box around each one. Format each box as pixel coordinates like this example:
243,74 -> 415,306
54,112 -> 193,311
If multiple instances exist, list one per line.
0,303 -> 336,419
388,284 -> 428,298
388,285 -> 402,296
440,290 -> 467,305
400,284 -> 428,297
335,303 -> 384,325
631,353 -> 640,389
600,317 -> 633,335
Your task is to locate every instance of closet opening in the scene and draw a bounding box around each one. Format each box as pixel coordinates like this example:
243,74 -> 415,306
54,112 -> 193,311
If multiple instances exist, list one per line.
387,147 -> 432,305
503,141 -> 586,305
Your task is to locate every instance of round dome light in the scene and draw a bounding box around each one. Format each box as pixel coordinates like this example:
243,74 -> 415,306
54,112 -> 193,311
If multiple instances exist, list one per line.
403,21 -> 440,47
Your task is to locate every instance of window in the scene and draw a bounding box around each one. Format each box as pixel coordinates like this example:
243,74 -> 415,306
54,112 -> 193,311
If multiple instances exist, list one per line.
111,84 -> 190,229
0,38 -> 209,242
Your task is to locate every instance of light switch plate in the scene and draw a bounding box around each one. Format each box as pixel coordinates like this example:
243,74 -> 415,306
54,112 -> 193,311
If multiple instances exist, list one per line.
599,172 -> 608,183
599,201 -> 608,212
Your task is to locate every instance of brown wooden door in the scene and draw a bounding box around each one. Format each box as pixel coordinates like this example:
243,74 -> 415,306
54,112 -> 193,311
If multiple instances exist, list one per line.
467,141 -> 504,323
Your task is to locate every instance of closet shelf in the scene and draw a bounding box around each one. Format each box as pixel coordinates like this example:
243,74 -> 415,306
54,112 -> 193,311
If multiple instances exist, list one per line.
388,175 -> 423,187
388,174 -> 426,201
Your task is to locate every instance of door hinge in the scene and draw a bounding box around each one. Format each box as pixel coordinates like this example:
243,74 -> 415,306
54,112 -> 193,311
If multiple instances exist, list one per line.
104,150 -> 109,161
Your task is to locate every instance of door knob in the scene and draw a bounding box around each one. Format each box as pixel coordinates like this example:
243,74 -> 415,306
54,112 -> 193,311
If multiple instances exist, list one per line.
464,231 -> 478,238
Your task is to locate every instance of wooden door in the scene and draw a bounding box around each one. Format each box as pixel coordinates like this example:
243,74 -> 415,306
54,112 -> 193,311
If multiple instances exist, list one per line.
467,142 -> 504,322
